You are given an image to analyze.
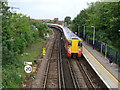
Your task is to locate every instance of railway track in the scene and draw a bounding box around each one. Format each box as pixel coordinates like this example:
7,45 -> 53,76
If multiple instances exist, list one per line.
68,60 -> 80,88
43,29 -> 60,88
58,33 -> 65,89
43,29 -> 66,88
67,59 -> 91,89
79,58 -> 108,89
68,59 -> 98,89
67,58 -> 108,89
76,60 -> 96,89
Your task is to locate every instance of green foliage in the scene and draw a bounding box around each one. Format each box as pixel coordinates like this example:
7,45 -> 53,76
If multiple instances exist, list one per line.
71,2 -> 120,51
64,16 -> 71,25
2,1 -> 49,88
2,38 -> 45,88
32,21 -> 48,37
2,1 -> 48,65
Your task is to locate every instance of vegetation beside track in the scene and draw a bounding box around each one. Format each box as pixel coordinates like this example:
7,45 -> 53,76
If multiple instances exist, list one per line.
71,2 -> 120,51
1,1 -> 51,88
2,38 -> 45,88
67,2 -> 120,65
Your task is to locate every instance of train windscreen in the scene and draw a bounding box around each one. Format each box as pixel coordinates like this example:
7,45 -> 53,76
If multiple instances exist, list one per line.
78,41 -> 82,47
68,41 -> 72,46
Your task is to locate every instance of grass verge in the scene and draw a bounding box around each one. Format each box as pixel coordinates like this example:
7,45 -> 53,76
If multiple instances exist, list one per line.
2,38 -> 46,88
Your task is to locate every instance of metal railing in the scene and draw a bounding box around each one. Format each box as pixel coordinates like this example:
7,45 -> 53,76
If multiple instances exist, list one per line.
80,33 -> 120,66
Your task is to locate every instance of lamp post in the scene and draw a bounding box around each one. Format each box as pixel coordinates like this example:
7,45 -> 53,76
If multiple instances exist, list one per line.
10,7 -> 19,12
77,24 -> 80,36
91,26 -> 95,49
83,24 -> 85,38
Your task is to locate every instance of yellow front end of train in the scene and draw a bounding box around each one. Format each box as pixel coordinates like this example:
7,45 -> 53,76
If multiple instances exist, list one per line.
66,39 -> 82,58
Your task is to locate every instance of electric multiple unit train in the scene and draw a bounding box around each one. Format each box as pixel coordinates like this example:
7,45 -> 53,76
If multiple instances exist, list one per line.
48,24 -> 82,58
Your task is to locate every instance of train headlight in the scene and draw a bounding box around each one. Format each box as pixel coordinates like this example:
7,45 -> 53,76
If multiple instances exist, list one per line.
68,48 -> 71,53
78,49 -> 82,53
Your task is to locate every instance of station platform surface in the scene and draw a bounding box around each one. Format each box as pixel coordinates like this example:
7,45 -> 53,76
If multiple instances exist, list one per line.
82,41 -> 120,89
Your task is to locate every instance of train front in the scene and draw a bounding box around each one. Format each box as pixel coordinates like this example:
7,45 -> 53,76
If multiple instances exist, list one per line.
62,27 -> 82,58
66,38 -> 82,58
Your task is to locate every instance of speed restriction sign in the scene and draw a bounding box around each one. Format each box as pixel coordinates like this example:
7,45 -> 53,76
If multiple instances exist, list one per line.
24,65 -> 32,73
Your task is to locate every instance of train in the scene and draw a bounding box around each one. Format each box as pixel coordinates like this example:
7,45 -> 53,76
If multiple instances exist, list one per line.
48,23 -> 82,58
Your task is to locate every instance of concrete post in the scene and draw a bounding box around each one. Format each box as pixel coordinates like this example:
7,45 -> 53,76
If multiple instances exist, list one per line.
101,42 -> 103,54
105,43 -> 107,59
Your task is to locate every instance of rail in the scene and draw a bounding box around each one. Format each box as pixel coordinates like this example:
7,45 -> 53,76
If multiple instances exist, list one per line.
68,60 -> 80,88
76,60 -> 96,89
58,35 -> 65,89
43,30 -> 57,88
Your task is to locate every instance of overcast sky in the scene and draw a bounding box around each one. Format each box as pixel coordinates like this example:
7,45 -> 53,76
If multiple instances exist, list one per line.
8,0 -> 100,21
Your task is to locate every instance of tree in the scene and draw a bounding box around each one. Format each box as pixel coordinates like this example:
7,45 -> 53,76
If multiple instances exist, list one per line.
71,1 -> 120,51
64,16 -> 71,25
2,1 -> 49,65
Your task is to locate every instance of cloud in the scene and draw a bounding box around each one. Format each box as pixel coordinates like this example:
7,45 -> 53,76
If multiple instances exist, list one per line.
8,0 -> 72,3
8,0 -> 99,3
8,0 -> 99,20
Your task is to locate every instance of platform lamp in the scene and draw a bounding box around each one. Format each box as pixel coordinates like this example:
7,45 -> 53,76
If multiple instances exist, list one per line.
10,7 -> 19,11
77,24 -> 80,36
83,24 -> 86,38
91,26 -> 95,49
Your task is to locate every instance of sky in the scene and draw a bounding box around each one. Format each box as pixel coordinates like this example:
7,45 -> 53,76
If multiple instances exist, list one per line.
8,0 -> 100,21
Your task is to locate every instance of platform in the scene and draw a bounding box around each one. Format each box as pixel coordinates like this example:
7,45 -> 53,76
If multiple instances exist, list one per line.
82,41 -> 120,89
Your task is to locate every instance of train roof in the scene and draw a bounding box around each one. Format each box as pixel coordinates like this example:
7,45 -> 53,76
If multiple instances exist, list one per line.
47,23 -> 82,40
62,27 -> 81,40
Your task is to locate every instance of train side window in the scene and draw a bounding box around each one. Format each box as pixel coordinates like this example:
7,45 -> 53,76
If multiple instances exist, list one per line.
68,41 -> 72,46
78,41 -> 82,47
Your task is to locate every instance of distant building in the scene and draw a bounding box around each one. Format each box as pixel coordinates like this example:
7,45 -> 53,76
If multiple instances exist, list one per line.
55,21 -> 64,25
54,18 -> 59,21
31,19 -> 52,23
31,18 -> 64,25
42,19 -> 52,23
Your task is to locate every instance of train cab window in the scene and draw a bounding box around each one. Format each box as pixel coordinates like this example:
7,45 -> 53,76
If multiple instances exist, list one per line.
78,41 -> 82,47
68,41 -> 72,46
